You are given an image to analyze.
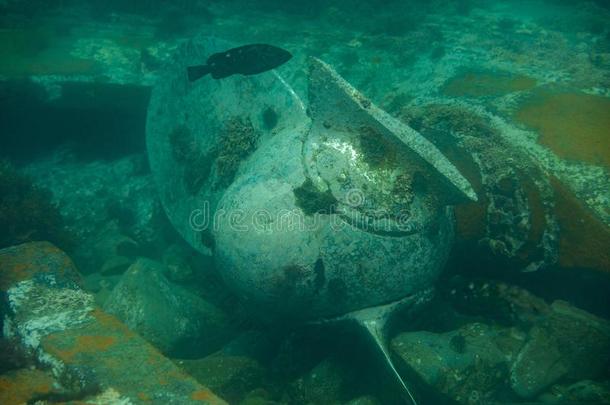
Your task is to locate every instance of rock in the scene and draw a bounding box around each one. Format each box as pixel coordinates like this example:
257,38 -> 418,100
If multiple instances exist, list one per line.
1,242 -> 226,404
538,380 -> 610,404
99,255 -> 132,276
82,272 -> 121,293
162,242 -> 195,283
442,277 -> 551,325
0,338 -> 28,374
179,353 -> 266,404
0,160 -> 72,251
76,221 -> 140,275
103,258 -> 236,357
0,368 -> 60,405
82,272 -> 122,307
510,300 -> 610,398
287,358 -> 350,405
270,329 -> 329,381
510,326 -> 566,398
0,241 -> 82,291
220,330 -> 279,362
239,388 -> 280,405
392,323 -> 525,404
426,281 -> 610,402
23,153 -> 172,273
344,395 -> 381,405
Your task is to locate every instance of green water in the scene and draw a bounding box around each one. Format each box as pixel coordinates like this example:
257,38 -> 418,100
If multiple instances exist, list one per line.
0,1 -> 609,404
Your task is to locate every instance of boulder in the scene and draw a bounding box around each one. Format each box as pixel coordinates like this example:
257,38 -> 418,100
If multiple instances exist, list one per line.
343,395 -> 382,405
103,258 -> 236,357
510,300 -> 610,398
0,368 -> 60,405
392,323 -> 525,404
100,255 -> 133,276
179,353 -> 266,404
0,242 -> 226,404
23,154 -> 171,274
161,242 -> 196,283
286,358 -> 351,405
539,380 -> 610,404
238,389 -> 281,405
0,241 -> 82,291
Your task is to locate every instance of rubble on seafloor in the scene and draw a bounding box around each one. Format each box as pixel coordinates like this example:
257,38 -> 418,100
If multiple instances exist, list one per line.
2,241 -> 609,404
392,284 -> 610,404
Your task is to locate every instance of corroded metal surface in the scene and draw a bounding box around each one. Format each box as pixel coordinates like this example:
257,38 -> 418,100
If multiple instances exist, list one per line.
146,37 -> 477,322
1,242 -> 225,404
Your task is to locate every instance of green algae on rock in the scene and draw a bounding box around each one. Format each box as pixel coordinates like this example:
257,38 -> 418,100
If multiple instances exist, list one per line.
103,258 -> 237,358
293,178 -> 338,215
0,161 -> 72,251
215,117 -> 261,189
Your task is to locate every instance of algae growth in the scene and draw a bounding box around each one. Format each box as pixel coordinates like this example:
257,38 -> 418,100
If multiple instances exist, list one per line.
293,178 -> 338,215
215,117 -> 260,189
443,70 -> 537,97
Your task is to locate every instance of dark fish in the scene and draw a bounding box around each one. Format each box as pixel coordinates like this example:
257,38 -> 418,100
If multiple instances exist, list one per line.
187,44 -> 292,81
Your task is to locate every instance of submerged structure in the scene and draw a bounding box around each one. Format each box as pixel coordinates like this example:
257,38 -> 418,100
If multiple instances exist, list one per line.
146,36 -> 477,403
0,1 -> 609,403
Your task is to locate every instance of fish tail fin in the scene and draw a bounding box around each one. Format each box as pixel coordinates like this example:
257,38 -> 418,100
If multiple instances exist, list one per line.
187,64 -> 211,82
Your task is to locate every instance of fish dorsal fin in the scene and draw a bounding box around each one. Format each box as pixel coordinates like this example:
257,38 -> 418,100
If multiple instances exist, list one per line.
307,57 -> 477,204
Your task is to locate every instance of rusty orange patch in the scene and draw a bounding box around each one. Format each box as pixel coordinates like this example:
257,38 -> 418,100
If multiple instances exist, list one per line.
516,91 -> 610,167
551,177 -> 610,272
138,391 -> 151,401
47,334 -> 116,362
191,389 -> 213,401
0,369 -> 55,405
92,309 -> 136,337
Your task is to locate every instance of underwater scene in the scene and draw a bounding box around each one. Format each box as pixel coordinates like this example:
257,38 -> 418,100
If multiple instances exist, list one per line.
1,0 -> 609,404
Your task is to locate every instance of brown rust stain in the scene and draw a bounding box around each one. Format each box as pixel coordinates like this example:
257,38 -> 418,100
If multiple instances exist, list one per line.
91,309 -> 136,337
439,143 -> 486,240
191,388 -> 226,404
0,262 -> 29,291
515,91 -> 610,167
0,369 -> 55,405
0,242 -> 82,291
138,391 -> 151,401
191,389 -> 214,401
551,177 -> 610,272
46,334 -> 116,362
